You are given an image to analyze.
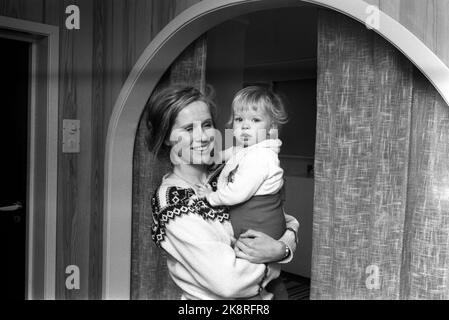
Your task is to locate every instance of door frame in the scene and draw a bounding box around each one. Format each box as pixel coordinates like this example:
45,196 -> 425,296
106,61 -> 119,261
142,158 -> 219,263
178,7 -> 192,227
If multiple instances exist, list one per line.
0,16 -> 59,300
102,0 -> 449,299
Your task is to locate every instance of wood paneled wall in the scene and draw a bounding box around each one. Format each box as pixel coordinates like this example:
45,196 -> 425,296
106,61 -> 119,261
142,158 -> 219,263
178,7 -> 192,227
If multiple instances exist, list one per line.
364,0 -> 449,67
1,0 -> 448,299
1,0 -> 96,300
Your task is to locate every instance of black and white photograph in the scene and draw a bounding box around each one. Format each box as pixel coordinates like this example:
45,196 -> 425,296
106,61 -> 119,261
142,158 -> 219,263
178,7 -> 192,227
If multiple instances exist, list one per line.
1,0 -> 449,307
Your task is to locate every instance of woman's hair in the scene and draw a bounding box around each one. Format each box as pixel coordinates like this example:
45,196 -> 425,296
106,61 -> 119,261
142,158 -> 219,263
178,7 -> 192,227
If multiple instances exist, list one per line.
145,84 -> 216,159
227,86 -> 288,129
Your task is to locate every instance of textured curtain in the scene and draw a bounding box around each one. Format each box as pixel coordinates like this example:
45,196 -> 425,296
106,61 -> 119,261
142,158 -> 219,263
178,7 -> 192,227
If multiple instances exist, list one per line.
131,35 -> 207,300
311,10 -> 449,299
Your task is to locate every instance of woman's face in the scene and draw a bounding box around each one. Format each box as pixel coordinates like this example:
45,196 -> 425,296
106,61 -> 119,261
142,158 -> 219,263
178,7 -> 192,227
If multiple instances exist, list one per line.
168,100 -> 215,165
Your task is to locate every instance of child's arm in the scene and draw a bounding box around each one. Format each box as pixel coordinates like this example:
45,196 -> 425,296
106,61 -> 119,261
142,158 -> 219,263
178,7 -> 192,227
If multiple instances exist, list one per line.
205,148 -> 273,207
256,138 -> 282,154
213,139 -> 282,164
215,146 -> 241,164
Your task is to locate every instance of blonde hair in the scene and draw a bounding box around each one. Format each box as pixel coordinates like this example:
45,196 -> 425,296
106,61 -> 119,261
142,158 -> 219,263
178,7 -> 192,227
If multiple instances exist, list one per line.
228,86 -> 288,129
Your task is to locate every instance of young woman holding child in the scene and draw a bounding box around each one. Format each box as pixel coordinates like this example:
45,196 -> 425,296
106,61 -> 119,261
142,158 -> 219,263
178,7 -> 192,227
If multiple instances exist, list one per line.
148,85 -> 298,300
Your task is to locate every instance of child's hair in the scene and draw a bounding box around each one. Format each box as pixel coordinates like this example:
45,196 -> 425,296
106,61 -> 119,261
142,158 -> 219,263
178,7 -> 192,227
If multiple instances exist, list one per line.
227,86 -> 288,130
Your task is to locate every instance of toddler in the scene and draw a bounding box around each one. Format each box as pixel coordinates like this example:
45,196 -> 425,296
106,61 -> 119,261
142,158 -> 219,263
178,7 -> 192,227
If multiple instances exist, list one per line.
197,86 -> 288,241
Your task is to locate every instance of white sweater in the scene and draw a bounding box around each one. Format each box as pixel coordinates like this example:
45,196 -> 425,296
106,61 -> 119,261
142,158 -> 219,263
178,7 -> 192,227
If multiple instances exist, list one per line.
152,172 -> 299,300
206,142 -> 284,207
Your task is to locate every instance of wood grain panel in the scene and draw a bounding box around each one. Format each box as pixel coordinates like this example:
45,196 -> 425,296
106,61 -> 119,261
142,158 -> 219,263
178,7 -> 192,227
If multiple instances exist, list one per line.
379,0 -> 400,21
89,0 -> 106,301
174,0 -> 202,15
55,0 -> 94,300
399,0 -> 436,53
0,0 -> 45,23
101,0 -> 200,122
43,0 -> 61,26
363,0 -> 380,7
435,0 -> 449,68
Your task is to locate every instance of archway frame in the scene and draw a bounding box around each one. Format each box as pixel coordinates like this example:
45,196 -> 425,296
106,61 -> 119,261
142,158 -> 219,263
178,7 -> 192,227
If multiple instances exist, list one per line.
102,0 -> 449,299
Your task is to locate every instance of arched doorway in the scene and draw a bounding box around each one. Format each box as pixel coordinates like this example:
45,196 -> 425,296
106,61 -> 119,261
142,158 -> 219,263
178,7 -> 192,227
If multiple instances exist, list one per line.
103,0 -> 449,299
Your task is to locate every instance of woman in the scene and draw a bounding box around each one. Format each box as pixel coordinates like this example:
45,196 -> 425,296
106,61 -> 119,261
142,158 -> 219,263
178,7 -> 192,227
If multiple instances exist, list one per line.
147,85 -> 299,300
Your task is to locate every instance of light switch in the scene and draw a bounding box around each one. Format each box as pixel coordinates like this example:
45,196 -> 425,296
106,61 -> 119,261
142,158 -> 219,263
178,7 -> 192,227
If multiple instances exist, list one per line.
63,119 -> 80,153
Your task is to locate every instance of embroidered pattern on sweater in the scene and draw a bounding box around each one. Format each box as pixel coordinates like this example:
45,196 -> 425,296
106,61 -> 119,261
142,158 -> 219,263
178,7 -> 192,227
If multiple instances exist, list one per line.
151,185 -> 229,247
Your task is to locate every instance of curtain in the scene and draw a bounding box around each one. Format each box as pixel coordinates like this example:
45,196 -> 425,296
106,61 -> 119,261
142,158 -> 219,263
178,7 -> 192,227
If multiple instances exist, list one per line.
401,71 -> 449,299
312,9 -> 449,299
131,36 -> 207,300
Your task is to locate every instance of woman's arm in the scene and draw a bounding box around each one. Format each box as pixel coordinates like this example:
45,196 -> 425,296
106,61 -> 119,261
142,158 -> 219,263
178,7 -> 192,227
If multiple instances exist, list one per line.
234,213 -> 299,264
279,213 -> 299,263
162,213 -> 280,299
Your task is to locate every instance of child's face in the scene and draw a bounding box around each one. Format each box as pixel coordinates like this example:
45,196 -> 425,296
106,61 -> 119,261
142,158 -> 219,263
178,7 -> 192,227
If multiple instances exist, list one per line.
232,107 -> 272,147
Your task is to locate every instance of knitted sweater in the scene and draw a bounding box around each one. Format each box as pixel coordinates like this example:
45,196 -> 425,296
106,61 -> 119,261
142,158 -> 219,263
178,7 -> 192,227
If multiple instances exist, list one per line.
151,166 -> 299,300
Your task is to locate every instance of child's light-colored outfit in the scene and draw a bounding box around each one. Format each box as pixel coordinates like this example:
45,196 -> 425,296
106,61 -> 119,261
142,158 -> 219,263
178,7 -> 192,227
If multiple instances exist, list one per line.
206,141 -> 286,239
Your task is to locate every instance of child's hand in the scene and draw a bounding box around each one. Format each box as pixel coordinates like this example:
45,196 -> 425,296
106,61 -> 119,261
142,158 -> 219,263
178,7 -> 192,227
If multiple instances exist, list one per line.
196,183 -> 213,199
257,138 -> 283,154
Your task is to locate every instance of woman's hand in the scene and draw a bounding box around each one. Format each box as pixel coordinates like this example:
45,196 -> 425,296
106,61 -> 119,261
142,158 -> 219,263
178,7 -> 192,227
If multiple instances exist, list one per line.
234,229 -> 285,264
196,183 -> 213,199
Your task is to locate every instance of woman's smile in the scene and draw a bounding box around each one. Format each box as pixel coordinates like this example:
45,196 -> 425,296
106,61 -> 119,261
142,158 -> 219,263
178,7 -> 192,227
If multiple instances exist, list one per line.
191,142 -> 212,153
169,100 -> 215,164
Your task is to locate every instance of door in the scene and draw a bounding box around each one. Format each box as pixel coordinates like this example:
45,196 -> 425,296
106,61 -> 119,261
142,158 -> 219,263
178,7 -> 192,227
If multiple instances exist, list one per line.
0,37 -> 30,300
